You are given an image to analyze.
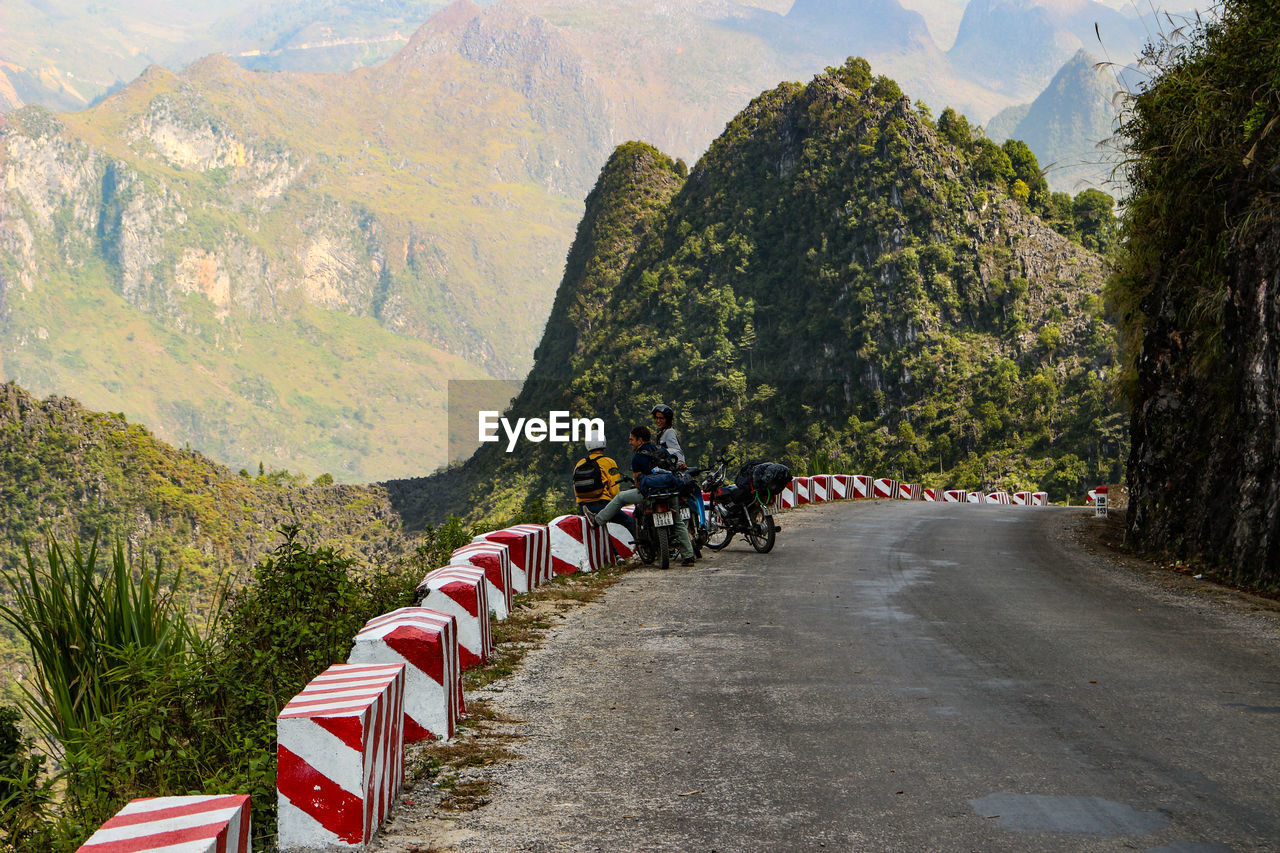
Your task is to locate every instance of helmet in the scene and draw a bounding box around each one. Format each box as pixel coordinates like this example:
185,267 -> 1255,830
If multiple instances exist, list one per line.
585,437 -> 607,452
651,403 -> 674,424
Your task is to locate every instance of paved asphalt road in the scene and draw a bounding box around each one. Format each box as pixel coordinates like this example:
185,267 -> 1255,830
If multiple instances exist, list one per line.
375,501 -> 1280,852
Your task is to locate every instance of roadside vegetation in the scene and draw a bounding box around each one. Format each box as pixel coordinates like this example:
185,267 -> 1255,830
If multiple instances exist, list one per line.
0,516 -> 489,851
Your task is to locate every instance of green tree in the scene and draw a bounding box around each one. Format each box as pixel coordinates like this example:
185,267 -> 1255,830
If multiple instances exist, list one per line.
1073,189 -> 1117,253
1002,139 -> 1050,212
971,138 -> 1015,187
937,107 -> 973,151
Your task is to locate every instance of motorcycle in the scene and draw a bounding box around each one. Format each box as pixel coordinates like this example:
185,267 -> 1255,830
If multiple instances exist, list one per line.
699,453 -> 781,554
623,477 -> 684,570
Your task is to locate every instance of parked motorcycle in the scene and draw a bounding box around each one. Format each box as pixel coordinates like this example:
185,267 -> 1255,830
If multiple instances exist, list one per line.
624,478 -> 684,570
699,453 -> 783,553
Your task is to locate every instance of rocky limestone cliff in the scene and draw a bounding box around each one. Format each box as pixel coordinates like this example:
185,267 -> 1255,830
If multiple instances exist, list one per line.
1114,0 -> 1279,591
401,60 -> 1123,524
0,1 -> 621,481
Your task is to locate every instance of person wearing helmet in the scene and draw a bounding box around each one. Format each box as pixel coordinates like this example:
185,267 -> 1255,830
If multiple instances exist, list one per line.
651,403 -> 709,551
585,425 -> 695,565
572,435 -> 631,534
650,404 -> 685,468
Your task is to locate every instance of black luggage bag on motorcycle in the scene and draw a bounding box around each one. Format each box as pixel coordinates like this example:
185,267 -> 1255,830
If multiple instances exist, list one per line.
704,459 -> 788,554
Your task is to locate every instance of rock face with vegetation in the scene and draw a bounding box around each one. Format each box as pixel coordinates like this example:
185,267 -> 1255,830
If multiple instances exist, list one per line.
0,381 -> 410,594
401,59 -> 1126,525
0,3 -> 603,481
1110,0 -> 1280,592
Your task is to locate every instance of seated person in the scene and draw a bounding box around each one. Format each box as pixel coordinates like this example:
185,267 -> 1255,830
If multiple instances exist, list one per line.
573,437 -> 633,535
584,425 -> 695,566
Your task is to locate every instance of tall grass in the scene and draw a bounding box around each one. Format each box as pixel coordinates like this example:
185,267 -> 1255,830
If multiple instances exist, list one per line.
0,535 -> 198,755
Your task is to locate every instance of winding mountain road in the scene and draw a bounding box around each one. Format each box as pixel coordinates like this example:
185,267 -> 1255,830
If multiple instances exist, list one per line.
375,501 -> 1280,852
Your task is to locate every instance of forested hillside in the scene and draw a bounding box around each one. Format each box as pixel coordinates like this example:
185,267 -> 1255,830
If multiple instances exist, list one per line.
0,381 -> 411,594
394,59 -> 1127,526
1110,0 -> 1280,592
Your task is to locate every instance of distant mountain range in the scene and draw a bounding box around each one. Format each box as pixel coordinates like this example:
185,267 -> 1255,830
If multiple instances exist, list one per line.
0,0 -> 1194,481
986,49 -> 1122,192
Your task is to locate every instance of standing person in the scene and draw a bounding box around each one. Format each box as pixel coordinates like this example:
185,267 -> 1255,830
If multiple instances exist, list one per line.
573,437 -> 632,535
584,426 -> 695,566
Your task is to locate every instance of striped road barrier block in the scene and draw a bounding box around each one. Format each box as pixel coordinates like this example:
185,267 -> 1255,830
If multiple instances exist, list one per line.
471,526 -> 543,593
277,663 -> 405,851
849,474 -> 872,499
349,607 -> 462,743
896,483 -> 921,500
549,514 -> 613,575
606,522 -> 635,560
985,491 -> 1012,505
510,523 -> 552,587
507,523 -> 552,586
873,478 -> 898,500
792,477 -> 811,505
830,475 -> 850,499
943,489 -> 966,503
1012,491 -> 1031,506
779,480 -> 796,509
967,492 -> 983,504
450,543 -> 513,620
1033,492 -> 1049,506
414,566 -> 492,669
810,475 -> 832,502
922,488 -> 938,502
78,794 -> 251,853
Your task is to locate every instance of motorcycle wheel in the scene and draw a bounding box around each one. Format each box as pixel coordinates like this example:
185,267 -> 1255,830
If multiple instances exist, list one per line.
746,506 -> 776,553
704,504 -> 733,551
657,526 -> 671,570
635,518 -> 657,564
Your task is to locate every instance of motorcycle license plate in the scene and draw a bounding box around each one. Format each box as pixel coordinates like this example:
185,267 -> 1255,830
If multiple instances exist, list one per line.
653,511 -> 674,527
680,507 -> 691,521
761,504 -> 773,517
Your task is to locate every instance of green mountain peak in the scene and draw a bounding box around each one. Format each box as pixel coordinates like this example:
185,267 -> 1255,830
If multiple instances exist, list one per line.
402,58 -> 1125,524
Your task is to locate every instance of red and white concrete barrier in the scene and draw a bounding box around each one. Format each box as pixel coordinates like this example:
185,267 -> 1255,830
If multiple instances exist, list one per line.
922,488 -> 938,502
472,525 -> 548,593
792,477 -> 811,505
549,514 -> 613,575
850,475 -> 872,499
277,663 -> 405,851
985,491 -> 1011,505
830,475 -> 850,499
967,491 -> 983,504
943,489 -> 966,503
779,481 -> 797,509
509,523 -> 552,587
1012,491 -> 1031,506
450,543 -> 513,620
414,566 -> 492,669
896,483 -> 921,500
809,475 -> 832,502
1032,492 -> 1049,506
606,522 -> 635,560
349,607 -> 462,743
873,478 -> 898,500
78,795 -> 251,853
